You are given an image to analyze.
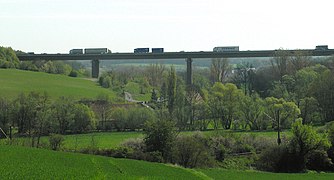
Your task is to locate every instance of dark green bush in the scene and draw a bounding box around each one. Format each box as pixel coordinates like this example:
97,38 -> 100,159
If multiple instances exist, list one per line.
49,134 -> 64,151
172,135 -> 215,168
69,70 -> 78,77
145,151 -> 163,163
306,150 -> 333,171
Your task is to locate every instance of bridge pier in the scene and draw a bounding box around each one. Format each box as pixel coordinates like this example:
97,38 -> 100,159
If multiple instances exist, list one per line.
92,59 -> 100,78
186,58 -> 192,86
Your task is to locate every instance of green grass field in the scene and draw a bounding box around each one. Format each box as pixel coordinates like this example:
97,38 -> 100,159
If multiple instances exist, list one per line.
124,81 -> 151,101
0,69 -> 116,100
0,145 -> 204,179
2,129 -> 291,150
60,130 -> 289,149
199,168 -> 334,180
61,131 -> 144,149
1,145 -> 333,179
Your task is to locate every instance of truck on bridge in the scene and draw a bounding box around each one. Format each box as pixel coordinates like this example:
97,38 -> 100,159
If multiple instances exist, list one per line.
152,48 -> 164,53
134,48 -> 149,53
315,45 -> 328,51
69,49 -> 83,54
213,46 -> 239,52
69,48 -> 111,54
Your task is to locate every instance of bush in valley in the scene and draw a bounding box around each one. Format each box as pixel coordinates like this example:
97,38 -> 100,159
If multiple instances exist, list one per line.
256,120 -> 331,172
49,133 -> 64,151
121,138 -> 146,152
143,119 -> 177,160
69,70 -> 79,77
71,104 -> 96,133
306,150 -> 333,171
289,120 -> 331,172
171,133 -> 215,168
256,144 -> 290,172
20,61 -> 38,71
80,147 -> 133,159
326,121 -> 334,166
121,138 -> 148,160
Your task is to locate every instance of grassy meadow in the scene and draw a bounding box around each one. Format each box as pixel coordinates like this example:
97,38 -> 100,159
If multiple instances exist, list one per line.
49,130 -> 289,150
124,81 -> 152,101
0,145 -> 204,180
0,69 -> 116,100
61,131 -> 144,149
1,145 -> 333,180
1,129 -> 290,150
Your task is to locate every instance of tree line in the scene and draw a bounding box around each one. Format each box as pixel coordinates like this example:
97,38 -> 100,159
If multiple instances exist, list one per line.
98,52 -> 334,132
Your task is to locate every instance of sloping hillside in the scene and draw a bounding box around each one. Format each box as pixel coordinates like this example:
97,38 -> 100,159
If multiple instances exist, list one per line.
1,145 -> 333,179
0,69 -> 116,100
0,145 -> 207,179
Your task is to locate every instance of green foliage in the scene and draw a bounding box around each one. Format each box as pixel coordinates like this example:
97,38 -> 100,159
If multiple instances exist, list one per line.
239,94 -> 266,130
52,97 -> 75,134
20,61 -> 38,71
49,133 -> 64,150
210,58 -> 231,83
71,104 -> 96,133
124,81 -> 151,101
167,66 -> 177,115
69,70 -> 79,77
300,97 -> 321,125
256,144 -> 290,172
0,97 -> 11,135
326,122 -> 334,167
144,119 -> 177,159
145,63 -> 166,87
127,108 -> 156,130
257,120 -> 331,172
290,120 -> 330,157
264,97 -> 300,129
172,133 -> 215,168
209,82 -> 244,129
306,150 -> 333,171
99,75 -> 112,88
110,108 -> 128,131
310,69 -> 334,122
0,47 -> 20,68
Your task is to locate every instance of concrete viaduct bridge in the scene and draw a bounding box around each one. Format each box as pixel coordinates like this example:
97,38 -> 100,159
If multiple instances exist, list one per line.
17,49 -> 334,86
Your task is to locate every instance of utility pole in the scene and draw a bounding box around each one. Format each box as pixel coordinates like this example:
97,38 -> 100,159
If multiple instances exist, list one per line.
9,126 -> 12,140
277,109 -> 281,145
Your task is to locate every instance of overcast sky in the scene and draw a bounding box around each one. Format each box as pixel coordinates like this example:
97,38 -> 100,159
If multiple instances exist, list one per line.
0,0 -> 333,53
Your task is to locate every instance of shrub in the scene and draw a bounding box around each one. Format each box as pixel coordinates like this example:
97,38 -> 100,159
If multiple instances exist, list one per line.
49,134 -> 64,151
172,135 -> 215,168
257,120 -> 332,172
121,138 -> 146,152
69,70 -> 78,77
306,150 -> 333,171
256,144 -> 289,172
145,151 -> 163,163
144,119 -> 177,160
288,120 -> 331,171
121,138 -> 147,160
325,121 -> 334,164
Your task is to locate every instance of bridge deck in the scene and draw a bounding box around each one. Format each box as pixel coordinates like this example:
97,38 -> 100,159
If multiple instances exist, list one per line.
17,49 -> 334,61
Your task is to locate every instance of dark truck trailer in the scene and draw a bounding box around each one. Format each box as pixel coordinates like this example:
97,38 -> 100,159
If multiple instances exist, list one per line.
69,49 -> 83,54
134,48 -> 149,53
152,48 -> 164,53
315,45 -> 328,51
84,48 -> 110,54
